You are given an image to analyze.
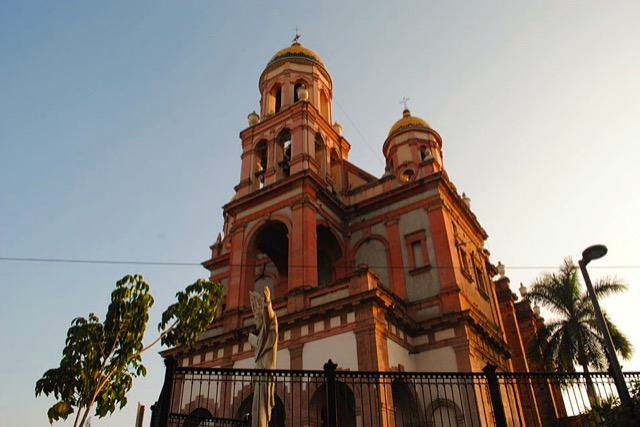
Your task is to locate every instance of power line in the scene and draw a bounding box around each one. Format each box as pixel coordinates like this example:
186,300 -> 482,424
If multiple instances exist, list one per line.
0,257 -> 199,267
1,256 -> 639,271
333,97 -> 386,167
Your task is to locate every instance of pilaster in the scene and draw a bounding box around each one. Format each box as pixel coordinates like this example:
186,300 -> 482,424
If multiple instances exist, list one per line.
384,216 -> 406,299
427,206 -> 461,313
287,195 -> 317,311
225,223 -> 246,313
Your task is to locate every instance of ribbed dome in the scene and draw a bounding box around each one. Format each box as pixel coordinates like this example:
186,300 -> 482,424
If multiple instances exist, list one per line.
388,109 -> 431,137
267,42 -> 324,67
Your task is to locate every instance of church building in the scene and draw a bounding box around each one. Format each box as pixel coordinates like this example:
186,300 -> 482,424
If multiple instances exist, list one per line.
163,38 -> 519,377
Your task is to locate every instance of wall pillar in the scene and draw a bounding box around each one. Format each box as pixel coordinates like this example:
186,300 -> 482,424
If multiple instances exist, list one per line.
354,304 -> 393,426
288,106 -> 311,176
224,224 -> 247,330
427,207 -> 461,313
384,216 -> 406,299
288,196 -> 317,312
495,277 -> 542,426
516,302 -> 567,423
288,342 -> 305,424
354,305 -> 389,371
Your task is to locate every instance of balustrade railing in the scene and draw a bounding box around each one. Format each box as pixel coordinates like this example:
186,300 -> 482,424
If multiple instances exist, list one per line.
150,359 -> 640,427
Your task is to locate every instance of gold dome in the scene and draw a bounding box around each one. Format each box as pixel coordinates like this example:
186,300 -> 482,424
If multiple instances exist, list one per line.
267,42 -> 325,67
388,109 -> 431,137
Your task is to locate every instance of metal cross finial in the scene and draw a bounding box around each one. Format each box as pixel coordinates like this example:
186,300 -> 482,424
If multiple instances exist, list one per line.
292,27 -> 301,44
399,96 -> 411,110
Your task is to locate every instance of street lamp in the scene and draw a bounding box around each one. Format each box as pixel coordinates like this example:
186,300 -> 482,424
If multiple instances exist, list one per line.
578,244 -> 631,409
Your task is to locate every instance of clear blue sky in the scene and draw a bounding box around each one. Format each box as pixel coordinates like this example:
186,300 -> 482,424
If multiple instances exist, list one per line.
2,2 -> 640,426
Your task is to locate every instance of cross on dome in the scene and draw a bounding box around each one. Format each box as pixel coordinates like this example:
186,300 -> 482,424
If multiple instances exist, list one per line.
399,96 -> 411,111
292,27 -> 301,44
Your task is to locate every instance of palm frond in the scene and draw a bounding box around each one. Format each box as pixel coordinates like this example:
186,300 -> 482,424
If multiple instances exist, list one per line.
593,277 -> 627,298
525,257 -> 631,373
603,313 -> 634,360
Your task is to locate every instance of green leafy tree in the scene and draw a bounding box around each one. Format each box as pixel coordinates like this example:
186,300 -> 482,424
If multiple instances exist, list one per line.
35,274 -> 224,427
525,258 -> 632,398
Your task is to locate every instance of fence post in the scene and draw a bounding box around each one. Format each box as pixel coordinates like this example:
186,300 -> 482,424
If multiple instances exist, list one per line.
483,363 -> 507,427
155,357 -> 177,427
324,359 -> 338,427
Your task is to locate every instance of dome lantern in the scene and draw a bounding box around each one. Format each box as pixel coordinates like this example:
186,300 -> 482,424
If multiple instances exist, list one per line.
258,38 -> 333,123
382,106 -> 444,181
387,109 -> 431,138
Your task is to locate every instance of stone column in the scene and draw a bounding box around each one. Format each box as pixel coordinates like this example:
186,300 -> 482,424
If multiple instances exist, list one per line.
288,343 -> 305,424
288,196 -> 317,312
427,206 -> 461,313
224,223 -> 247,331
354,304 -> 392,426
384,216 -> 406,299
495,277 -> 542,426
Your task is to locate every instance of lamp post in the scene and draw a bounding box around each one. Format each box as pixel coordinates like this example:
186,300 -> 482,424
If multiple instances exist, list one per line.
578,244 -> 631,409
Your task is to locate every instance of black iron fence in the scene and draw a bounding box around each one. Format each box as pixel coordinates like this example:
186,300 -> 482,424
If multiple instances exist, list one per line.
150,359 -> 640,427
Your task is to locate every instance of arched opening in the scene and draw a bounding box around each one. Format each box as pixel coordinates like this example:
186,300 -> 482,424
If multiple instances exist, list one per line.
254,253 -> 277,294
235,393 -> 285,427
254,139 -> 268,190
320,90 -> 330,122
392,379 -> 424,426
329,149 -> 341,191
268,84 -> 282,114
354,238 -> 390,288
316,225 -> 342,286
420,145 -> 429,161
314,133 -> 326,178
317,251 -> 332,287
183,407 -> 213,427
309,382 -> 356,427
247,221 -> 289,301
276,129 -> 291,180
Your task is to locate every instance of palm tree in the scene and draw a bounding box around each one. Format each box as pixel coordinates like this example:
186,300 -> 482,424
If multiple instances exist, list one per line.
525,258 -> 633,384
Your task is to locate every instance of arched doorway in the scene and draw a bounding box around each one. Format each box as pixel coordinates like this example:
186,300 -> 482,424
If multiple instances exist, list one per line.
309,382 -> 356,427
183,407 -> 212,427
316,225 -> 343,287
245,220 -> 289,303
235,393 -> 285,427
392,379 -> 424,426
427,398 -> 464,427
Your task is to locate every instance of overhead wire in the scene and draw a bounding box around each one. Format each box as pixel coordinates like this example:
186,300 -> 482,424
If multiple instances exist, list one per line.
333,97 -> 386,167
0,256 -> 199,267
1,256 -> 638,271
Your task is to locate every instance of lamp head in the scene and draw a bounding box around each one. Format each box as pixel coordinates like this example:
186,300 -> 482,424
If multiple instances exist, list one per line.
581,244 -> 608,265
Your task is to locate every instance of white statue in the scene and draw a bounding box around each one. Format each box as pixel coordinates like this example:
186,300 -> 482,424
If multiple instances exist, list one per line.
248,286 -> 278,427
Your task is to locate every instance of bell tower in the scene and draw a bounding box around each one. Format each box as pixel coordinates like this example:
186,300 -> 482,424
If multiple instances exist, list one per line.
234,40 -> 348,199
211,39 -> 353,328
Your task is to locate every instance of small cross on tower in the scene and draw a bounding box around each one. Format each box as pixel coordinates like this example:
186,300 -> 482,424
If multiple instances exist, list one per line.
399,96 -> 411,111
292,27 -> 301,44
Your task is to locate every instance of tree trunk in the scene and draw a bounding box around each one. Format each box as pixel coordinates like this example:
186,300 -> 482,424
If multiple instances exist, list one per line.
580,360 -> 598,404
77,408 -> 90,427
73,408 -> 84,427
